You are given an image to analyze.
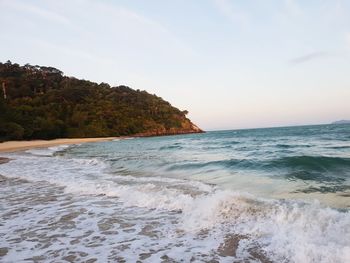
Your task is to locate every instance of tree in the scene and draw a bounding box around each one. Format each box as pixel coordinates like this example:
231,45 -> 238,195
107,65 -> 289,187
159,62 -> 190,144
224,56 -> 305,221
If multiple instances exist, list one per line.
0,61 -> 202,140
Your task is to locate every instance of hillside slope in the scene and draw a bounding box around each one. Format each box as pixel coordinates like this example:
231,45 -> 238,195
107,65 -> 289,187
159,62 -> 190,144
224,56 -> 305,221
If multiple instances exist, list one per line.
0,61 -> 202,140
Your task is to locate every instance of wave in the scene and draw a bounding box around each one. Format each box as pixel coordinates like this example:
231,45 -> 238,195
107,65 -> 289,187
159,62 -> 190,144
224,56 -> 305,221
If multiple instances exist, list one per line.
167,155 -> 350,173
276,143 -> 312,148
70,157 -> 106,167
159,145 -> 183,150
0,152 -> 349,262
267,155 -> 350,171
166,159 -> 255,171
25,144 -> 72,156
64,181 -> 350,262
326,145 -> 350,150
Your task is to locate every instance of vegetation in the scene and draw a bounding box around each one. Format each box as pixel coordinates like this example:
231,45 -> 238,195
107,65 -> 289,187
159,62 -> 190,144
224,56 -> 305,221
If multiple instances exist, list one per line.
0,61 -> 202,140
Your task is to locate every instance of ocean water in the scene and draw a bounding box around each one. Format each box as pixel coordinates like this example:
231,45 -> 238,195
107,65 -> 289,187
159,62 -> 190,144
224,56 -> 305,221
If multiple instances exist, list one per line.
0,124 -> 349,262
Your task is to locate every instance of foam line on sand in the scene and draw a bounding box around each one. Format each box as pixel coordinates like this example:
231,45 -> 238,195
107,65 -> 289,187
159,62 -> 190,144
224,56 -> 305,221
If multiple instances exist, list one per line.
0,137 -> 121,153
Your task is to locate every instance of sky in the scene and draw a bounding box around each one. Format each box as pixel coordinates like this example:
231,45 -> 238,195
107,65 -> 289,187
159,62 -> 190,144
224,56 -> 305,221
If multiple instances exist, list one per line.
1,0 -> 350,130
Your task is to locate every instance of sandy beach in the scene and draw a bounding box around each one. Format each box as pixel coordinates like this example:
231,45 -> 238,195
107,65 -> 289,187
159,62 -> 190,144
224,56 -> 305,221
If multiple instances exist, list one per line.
0,137 -> 119,153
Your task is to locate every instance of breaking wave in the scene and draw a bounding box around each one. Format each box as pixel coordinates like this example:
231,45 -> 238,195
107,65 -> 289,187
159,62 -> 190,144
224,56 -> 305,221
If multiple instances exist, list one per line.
0,149 -> 349,262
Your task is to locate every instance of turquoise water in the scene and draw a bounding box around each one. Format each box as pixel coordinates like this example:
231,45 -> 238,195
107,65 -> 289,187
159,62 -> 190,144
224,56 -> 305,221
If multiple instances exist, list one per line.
0,124 -> 349,262
71,123 -> 350,207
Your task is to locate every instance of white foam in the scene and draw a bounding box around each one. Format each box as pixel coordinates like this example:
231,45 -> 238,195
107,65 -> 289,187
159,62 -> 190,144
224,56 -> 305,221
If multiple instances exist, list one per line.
0,152 -> 349,262
181,192 -> 350,262
25,144 -> 72,156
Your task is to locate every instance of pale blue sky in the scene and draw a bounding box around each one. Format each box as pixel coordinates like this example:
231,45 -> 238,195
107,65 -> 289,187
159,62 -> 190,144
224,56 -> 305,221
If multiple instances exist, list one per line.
1,0 -> 349,130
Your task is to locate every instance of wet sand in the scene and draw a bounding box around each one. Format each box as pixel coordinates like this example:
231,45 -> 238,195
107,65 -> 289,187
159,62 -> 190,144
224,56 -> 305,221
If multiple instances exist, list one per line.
0,137 -> 120,153
0,157 -> 10,164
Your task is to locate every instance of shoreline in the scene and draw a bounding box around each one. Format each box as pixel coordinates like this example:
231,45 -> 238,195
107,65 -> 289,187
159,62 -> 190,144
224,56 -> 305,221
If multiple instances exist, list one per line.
0,137 -> 120,153
0,131 -> 204,153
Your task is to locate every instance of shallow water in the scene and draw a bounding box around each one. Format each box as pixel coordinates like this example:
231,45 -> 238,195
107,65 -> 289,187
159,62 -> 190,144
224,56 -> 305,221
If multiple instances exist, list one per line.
0,124 -> 349,262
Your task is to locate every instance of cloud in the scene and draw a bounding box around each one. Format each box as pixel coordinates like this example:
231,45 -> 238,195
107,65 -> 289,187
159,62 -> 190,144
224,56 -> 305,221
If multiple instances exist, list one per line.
95,3 -> 194,55
0,0 -> 199,88
3,0 -> 71,26
2,0 -> 194,60
284,0 -> 303,17
212,0 -> 249,27
289,51 -> 330,64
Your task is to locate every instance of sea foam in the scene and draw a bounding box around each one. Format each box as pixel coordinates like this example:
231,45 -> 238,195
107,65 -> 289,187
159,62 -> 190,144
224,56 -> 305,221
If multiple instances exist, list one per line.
25,144 -> 72,156
0,148 -> 349,262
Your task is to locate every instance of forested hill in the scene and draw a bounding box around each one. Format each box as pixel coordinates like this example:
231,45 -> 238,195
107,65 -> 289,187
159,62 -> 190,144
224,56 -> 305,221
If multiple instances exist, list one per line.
0,61 -> 202,140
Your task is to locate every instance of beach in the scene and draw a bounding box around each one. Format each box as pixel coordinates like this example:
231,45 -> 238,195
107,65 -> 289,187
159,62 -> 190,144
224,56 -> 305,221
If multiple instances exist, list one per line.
0,126 -> 349,262
0,137 -> 119,153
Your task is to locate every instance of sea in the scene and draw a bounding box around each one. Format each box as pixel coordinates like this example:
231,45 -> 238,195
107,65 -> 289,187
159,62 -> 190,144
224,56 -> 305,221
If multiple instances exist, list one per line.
0,124 -> 349,262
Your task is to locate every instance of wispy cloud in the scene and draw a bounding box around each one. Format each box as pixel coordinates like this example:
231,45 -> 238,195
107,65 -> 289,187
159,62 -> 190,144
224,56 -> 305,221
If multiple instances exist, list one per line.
3,0 -> 71,26
2,0 -> 194,59
289,51 -> 330,64
212,0 -> 249,27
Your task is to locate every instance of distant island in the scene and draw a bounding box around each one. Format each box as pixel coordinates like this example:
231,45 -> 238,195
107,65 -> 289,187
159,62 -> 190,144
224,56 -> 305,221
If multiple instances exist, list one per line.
0,61 -> 202,141
331,120 -> 350,125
